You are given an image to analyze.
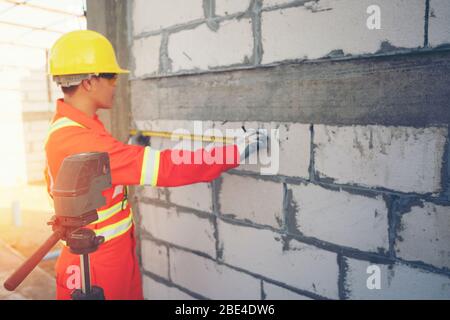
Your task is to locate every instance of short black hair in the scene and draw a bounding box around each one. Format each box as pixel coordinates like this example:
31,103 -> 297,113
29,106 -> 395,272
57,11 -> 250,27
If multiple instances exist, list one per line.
61,85 -> 79,95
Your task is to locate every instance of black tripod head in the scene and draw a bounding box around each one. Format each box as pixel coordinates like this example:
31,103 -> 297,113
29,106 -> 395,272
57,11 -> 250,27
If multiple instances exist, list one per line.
3,152 -> 112,295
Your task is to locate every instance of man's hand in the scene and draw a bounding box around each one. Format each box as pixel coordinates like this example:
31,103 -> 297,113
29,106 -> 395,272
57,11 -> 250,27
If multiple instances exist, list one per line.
128,131 -> 150,146
235,127 -> 269,162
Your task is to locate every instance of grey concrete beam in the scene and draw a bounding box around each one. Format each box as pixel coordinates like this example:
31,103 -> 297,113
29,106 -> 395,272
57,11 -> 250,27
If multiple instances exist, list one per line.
131,50 -> 450,127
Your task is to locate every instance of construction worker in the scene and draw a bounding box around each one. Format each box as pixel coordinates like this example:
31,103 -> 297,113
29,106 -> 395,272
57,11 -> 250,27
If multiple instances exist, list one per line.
45,30 -> 267,300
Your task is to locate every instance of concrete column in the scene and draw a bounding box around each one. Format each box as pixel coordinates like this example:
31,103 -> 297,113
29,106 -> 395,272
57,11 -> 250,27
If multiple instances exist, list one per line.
86,0 -> 131,143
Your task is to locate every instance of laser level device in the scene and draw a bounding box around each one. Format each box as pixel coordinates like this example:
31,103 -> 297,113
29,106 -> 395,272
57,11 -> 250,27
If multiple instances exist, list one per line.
3,152 -> 112,300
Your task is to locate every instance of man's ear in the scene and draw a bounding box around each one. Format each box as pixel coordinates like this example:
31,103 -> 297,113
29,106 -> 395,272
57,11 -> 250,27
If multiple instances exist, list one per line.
80,78 -> 94,92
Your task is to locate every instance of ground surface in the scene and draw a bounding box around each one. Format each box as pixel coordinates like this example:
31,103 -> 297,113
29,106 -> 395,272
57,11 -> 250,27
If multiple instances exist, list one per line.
0,184 -> 58,300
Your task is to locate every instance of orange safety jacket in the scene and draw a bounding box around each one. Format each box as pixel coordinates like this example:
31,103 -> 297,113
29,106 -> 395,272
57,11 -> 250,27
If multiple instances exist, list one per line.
44,99 -> 240,300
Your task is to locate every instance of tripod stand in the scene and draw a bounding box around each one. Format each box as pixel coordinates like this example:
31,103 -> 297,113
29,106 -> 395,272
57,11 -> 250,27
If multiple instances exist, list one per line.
4,210 -> 106,300
3,152 -> 113,300
51,211 -> 106,300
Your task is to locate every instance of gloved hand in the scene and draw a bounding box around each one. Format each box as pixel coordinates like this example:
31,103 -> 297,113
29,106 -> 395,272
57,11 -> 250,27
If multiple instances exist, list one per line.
235,127 -> 268,162
128,131 -> 150,146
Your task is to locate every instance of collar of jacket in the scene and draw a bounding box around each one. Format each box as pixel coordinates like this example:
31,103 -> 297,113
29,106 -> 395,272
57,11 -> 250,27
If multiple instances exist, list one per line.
55,98 -> 106,133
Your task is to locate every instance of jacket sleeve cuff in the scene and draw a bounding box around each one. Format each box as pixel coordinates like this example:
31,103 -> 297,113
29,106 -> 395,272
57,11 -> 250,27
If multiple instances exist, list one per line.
140,146 -> 161,186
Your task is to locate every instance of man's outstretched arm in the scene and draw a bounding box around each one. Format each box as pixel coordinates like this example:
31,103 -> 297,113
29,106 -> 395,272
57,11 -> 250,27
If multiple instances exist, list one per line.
138,128 -> 266,187
141,144 -> 239,187
53,127 -> 266,187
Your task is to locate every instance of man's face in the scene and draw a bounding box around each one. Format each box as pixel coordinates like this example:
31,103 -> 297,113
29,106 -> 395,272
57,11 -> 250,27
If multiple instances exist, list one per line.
91,74 -> 118,109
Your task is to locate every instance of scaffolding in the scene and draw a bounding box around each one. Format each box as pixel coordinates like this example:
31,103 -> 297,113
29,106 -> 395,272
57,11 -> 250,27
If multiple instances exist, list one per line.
0,0 -> 86,50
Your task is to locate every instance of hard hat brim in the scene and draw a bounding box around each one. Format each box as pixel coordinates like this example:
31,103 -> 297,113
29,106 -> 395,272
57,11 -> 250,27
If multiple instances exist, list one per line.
117,68 -> 130,74
51,68 -> 130,76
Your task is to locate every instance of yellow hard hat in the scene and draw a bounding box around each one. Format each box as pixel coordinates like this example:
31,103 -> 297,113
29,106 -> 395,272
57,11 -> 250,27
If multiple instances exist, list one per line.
49,30 -> 129,76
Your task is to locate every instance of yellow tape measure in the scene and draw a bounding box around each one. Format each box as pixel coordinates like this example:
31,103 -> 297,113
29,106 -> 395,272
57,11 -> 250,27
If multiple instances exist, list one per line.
130,129 -> 236,144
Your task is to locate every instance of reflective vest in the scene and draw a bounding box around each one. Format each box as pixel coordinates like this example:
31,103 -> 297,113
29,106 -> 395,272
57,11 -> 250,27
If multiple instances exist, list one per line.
45,117 -> 133,243
48,99 -> 241,300
45,99 -> 241,245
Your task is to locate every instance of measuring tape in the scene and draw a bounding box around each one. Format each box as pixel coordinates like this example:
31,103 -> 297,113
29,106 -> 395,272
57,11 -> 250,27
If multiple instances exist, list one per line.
129,129 -> 236,144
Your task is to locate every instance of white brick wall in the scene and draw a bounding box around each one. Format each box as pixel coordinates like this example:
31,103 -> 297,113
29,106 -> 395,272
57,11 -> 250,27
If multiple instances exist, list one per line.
275,123 -> 310,178
168,182 -> 213,212
150,136 -> 193,151
168,19 -> 253,72
133,35 -> 162,77
289,183 -> 389,252
344,258 -> 450,299
261,0 -> 425,64
263,0 -> 291,8
141,240 -> 169,279
211,120 -> 264,174
136,120 -> 225,158
29,121 -> 50,131
135,119 -> 215,134
135,120 -> 215,151
215,0 -> 252,16
50,81 -> 61,98
27,171 -> 44,182
314,125 -> 448,194
26,161 -> 45,173
24,130 -> 47,143
170,247 -> 261,299
22,102 -> 53,113
140,203 -> 216,257
26,152 -> 45,164
31,141 -> 45,152
20,79 -> 49,93
218,219 -> 339,298
263,282 -> 313,300
25,152 -> 46,163
211,121 -> 310,177
429,0 -> 450,47
219,173 -> 284,228
23,91 -> 48,102
138,186 -> 166,201
132,0 -> 449,301
395,201 -> 450,270
20,77 -> 54,183
133,0 -> 204,34
143,276 -> 195,300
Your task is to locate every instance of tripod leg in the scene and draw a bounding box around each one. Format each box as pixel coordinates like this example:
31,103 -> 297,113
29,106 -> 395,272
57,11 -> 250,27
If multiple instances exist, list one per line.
72,252 -> 104,300
3,231 -> 61,291
80,254 -> 91,294
70,229 -> 105,300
